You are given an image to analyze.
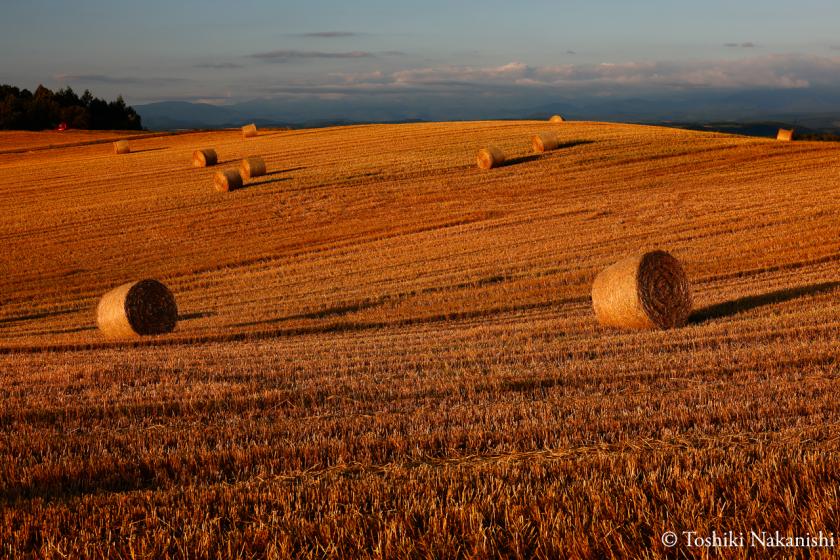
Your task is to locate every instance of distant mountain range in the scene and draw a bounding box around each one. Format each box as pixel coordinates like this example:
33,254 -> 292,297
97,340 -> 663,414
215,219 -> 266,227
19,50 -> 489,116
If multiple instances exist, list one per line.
135,87 -> 840,134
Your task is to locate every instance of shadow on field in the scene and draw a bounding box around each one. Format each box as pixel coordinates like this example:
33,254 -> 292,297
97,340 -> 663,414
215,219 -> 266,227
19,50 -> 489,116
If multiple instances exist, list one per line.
178,311 -> 216,321
502,154 -> 542,167
1,467 -> 159,503
269,166 -> 306,174
0,308 -> 81,326
501,141 -> 595,168
131,147 -> 169,154
234,300 -> 387,328
245,177 -> 291,188
555,140 -> 595,150
690,281 -> 840,323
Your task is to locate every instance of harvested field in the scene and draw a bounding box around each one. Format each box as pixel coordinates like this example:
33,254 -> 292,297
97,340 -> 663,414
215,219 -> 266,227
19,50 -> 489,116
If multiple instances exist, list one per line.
1,121 -> 839,558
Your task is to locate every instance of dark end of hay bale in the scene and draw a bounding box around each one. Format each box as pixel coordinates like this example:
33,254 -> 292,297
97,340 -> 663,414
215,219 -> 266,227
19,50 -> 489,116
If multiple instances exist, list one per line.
193,149 -> 218,167
591,250 -> 693,330
96,279 -> 178,339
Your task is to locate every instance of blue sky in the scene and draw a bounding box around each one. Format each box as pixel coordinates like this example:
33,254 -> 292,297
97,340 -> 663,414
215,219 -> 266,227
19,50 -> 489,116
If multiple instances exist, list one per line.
2,0 -> 839,106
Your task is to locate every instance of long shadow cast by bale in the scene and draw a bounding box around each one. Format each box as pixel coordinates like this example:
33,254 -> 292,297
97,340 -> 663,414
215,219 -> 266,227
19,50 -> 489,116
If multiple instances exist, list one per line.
268,166 -> 306,175
243,177 -> 291,189
690,281 -> 840,324
501,154 -> 542,167
131,147 -> 169,154
0,308 -> 82,326
233,300 -> 387,328
555,140 -> 595,149
0,465 -> 160,503
178,311 -> 217,322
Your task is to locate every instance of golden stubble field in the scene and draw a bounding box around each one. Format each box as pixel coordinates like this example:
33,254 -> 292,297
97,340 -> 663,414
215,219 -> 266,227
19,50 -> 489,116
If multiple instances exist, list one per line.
1,121 -> 839,558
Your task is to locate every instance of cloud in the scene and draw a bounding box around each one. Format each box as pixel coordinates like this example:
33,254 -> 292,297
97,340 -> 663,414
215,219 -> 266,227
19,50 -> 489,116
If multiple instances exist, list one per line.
299,31 -> 358,38
567,50 -> 577,55
194,62 -> 243,69
251,54 -> 840,100
381,50 -> 407,56
387,55 -> 828,91
830,46 -> 840,51
250,49 -> 374,62
53,74 -> 190,85
725,42 -> 757,48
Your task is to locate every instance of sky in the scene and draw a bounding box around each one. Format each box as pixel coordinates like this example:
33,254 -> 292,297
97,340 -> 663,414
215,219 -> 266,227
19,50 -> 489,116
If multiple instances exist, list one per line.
2,0 -> 840,112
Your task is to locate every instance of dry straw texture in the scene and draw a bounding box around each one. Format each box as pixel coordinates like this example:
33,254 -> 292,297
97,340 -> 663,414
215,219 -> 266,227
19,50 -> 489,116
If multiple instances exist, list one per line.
242,124 -> 258,138
96,279 -> 177,339
777,128 -> 794,142
113,140 -> 130,154
240,156 -> 267,180
5,122 -> 840,558
532,133 -> 560,153
591,250 -> 693,330
476,147 -> 505,169
214,169 -> 243,192
192,149 -> 218,168
549,115 -> 565,123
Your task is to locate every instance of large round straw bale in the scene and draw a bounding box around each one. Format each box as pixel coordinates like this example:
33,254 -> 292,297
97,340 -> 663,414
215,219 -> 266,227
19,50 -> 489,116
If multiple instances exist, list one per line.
532,133 -> 560,153
240,156 -> 267,180
192,149 -> 218,167
242,124 -> 258,138
96,279 -> 178,339
549,115 -> 565,123
477,147 -> 506,170
113,140 -> 130,154
591,250 -> 692,330
214,169 -> 243,192
776,128 -> 794,142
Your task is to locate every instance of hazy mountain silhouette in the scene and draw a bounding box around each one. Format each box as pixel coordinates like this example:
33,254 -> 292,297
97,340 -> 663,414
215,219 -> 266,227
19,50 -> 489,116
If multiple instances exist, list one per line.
135,87 -> 840,132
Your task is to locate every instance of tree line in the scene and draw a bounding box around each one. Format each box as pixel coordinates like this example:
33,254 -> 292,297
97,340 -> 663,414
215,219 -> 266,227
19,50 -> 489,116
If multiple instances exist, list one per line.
0,84 -> 142,130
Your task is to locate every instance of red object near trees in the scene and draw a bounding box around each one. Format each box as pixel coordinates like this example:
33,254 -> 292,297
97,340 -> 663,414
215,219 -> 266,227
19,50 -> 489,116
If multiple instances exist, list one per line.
56,122 -> 68,131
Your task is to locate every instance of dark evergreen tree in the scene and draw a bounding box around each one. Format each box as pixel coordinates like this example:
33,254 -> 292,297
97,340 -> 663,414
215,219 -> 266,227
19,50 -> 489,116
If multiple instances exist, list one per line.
0,84 -> 143,130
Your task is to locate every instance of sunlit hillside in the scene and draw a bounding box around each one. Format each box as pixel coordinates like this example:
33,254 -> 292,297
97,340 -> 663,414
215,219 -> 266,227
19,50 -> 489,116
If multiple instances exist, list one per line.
2,121 -> 839,557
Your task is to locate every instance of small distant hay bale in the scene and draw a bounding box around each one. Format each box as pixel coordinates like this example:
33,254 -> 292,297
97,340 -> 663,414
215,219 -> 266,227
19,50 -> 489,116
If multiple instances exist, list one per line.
240,156 -> 267,180
477,147 -> 505,170
532,133 -> 560,153
192,149 -> 218,167
591,250 -> 693,330
242,124 -> 258,138
214,169 -> 243,192
549,115 -> 565,123
113,140 -> 130,154
96,279 -> 178,339
777,128 -> 794,142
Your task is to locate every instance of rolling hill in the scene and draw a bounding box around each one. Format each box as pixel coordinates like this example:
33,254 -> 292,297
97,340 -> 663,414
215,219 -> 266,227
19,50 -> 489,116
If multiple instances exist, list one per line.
1,121 -> 839,557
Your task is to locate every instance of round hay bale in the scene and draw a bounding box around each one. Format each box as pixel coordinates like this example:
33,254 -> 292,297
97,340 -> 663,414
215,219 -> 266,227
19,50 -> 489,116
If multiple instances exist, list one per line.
242,124 -> 258,138
214,169 -> 243,192
549,115 -> 565,123
192,149 -> 218,168
96,279 -> 178,339
777,128 -> 794,142
240,156 -> 267,180
477,147 -> 505,170
591,250 -> 692,330
113,140 -> 130,154
532,133 -> 560,153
